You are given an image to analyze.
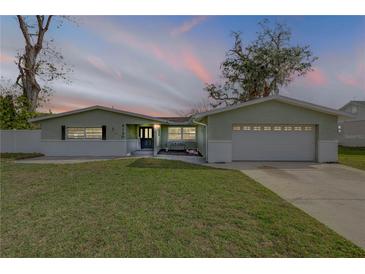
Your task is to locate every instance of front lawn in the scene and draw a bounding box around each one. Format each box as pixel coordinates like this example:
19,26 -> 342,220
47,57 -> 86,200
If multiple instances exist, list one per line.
339,146 -> 365,171
1,157 -> 364,257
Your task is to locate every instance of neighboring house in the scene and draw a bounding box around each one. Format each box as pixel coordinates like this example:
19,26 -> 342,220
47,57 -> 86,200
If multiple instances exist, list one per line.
29,95 -> 351,163
338,101 -> 365,147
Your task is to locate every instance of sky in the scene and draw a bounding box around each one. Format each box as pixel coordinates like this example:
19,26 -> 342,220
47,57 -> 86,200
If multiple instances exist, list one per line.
0,16 -> 364,116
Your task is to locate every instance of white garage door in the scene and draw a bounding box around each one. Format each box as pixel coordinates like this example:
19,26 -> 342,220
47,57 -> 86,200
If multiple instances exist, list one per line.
232,124 -> 316,161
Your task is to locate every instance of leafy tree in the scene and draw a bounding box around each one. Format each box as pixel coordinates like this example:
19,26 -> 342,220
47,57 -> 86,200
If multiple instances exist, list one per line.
0,94 -> 17,129
205,19 -> 318,107
15,16 -> 71,112
0,79 -> 47,129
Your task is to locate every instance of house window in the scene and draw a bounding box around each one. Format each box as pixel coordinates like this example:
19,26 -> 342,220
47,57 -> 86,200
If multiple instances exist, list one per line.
242,126 -> 251,131
253,126 -> 261,131
294,126 -> 302,131
304,126 -> 313,131
233,125 -> 241,131
183,127 -> 196,140
273,126 -> 282,131
168,127 -> 196,141
263,126 -> 271,131
168,127 -> 182,140
67,127 -> 102,139
284,126 -> 293,131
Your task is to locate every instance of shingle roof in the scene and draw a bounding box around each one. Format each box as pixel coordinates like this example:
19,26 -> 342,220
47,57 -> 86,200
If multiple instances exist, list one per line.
193,95 -> 353,120
29,95 -> 354,124
340,101 -> 365,110
156,117 -> 192,123
29,105 -> 169,123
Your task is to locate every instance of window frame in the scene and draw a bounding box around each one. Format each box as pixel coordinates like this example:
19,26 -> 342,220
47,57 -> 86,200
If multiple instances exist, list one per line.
66,127 -> 103,140
167,127 -> 196,141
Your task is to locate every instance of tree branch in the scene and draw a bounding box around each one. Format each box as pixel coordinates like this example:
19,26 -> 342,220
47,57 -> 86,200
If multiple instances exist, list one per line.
36,15 -> 53,50
17,16 -> 32,46
45,15 -> 53,30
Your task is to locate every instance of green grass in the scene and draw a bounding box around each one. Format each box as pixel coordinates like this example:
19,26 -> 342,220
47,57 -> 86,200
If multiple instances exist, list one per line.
339,146 -> 365,171
1,157 -> 364,257
0,153 -> 43,160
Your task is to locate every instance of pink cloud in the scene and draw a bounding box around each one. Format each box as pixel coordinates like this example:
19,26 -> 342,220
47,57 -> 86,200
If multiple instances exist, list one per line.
87,56 -> 109,72
171,16 -> 207,36
337,74 -> 360,88
146,43 -> 180,69
183,50 -> 212,83
41,93 -> 166,116
305,68 -> 327,86
0,53 -> 14,63
85,18 -> 213,84
86,55 -> 123,81
337,59 -> 365,90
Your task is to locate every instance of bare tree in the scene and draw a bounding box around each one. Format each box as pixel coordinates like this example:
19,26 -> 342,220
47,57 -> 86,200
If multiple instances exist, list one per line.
175,99 -> 212,117
15,16 -> 71,112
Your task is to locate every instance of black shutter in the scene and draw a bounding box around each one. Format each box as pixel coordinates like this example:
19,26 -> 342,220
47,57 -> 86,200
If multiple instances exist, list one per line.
102,125 -> 106,140
61,125 -> 66,140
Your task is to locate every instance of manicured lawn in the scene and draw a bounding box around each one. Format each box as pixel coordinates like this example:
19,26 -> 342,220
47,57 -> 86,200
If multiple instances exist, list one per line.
339,146 -> 365,171
1,157 -> 364,257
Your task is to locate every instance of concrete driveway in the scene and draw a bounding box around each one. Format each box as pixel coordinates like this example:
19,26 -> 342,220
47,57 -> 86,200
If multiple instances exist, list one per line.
208,161 -> 365,249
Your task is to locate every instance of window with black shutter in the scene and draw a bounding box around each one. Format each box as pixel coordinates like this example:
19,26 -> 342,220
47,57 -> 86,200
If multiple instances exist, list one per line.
61,125 -> 66,140
102,125 -> 106,140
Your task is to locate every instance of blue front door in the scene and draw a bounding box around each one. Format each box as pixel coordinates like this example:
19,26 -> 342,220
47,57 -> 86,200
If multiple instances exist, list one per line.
139,127 -> 153,149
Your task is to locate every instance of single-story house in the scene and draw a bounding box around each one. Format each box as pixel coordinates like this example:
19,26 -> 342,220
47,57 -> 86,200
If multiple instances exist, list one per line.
29,95 -> 351,163
338,100 -> 365,147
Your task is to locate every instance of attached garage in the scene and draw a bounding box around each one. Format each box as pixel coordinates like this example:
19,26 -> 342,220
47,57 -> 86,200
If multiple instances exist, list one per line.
232,124 -> 316,161
193,95 -> 352,163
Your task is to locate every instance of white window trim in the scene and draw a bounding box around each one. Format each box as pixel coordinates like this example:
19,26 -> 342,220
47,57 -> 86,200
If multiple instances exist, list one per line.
66,127 -> 103,140
168,127 -> 196,141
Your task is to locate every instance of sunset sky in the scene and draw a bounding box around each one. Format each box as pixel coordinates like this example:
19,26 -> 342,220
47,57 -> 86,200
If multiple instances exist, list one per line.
1,16 -> 364,116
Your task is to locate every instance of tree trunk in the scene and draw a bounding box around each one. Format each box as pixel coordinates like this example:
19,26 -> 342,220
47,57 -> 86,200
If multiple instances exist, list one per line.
16,15 -> 52,112
22,45 -> 41,112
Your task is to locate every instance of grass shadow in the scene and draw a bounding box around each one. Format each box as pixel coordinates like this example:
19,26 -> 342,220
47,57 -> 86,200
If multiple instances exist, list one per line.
0,153 -> 44,160
339,146 -> 365,155
128,157 -> 212,170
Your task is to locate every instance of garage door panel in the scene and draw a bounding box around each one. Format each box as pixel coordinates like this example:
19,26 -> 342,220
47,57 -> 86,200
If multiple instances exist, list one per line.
232,125 -> 316,161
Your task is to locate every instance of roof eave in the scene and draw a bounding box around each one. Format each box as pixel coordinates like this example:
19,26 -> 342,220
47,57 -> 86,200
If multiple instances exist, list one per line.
192,95 -> 354,119
29,105 -> 169,124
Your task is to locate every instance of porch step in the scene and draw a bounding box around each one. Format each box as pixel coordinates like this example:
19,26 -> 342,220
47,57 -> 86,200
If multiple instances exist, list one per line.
132,149 -> 154,156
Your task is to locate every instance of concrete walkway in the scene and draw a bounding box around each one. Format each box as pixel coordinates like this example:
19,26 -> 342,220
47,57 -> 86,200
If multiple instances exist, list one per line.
156,154 -> 206,164
208,161 -> 365,249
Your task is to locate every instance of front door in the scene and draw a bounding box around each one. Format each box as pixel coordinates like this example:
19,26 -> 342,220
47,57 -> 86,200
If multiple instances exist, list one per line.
139,127 -> 153,149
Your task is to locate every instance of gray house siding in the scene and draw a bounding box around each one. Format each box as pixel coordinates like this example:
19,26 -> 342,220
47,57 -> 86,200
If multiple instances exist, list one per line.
196,124 -> 206,157
37,109 -> 162,156
25,96 -> 344,160
340,101 -> 365,121
338,120 -> 365,147
206,100 -> 338,163
40,109 -> 159,140
338,101 -> 365,147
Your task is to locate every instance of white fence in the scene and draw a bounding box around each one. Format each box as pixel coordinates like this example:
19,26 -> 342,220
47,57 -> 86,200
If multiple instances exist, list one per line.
0,130 -> 41,153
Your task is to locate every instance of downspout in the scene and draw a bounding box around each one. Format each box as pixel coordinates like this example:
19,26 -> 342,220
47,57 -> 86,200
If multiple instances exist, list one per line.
192,119 -> 208,162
